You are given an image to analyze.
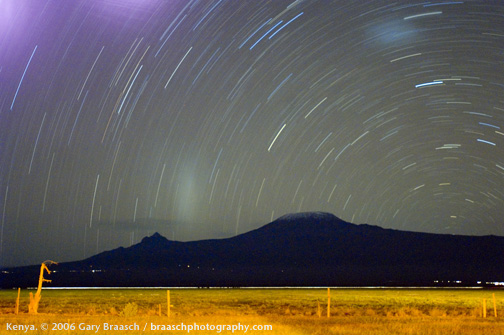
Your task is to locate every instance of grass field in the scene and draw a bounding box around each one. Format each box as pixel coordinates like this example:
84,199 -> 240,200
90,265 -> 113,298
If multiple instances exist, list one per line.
1,288 -> 504,334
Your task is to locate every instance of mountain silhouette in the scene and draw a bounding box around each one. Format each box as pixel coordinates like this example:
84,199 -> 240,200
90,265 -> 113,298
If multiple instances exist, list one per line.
2,212 -> 504,287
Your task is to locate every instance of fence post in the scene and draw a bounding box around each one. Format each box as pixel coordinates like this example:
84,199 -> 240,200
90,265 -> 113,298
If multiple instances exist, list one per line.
167,290 -> 171,317
15,288 -> 20,315
483,299 -> 487,318
327,288 -> 331,318
493,293 -> 497,318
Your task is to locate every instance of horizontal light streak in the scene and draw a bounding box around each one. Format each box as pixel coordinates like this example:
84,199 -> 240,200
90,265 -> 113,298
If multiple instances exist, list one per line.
415,81 -> 444,88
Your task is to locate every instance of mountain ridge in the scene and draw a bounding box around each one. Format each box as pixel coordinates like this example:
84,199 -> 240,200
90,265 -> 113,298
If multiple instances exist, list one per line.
2,212 -> 504,288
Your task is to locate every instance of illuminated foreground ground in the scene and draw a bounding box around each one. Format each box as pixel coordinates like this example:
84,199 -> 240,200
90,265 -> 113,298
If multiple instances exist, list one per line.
1,288 -> 504,334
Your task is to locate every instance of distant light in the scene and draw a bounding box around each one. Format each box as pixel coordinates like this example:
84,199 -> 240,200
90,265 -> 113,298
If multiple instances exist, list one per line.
487,281 -> 504,286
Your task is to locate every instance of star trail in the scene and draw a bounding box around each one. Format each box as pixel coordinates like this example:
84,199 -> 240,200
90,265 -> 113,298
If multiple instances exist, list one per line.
1,0 -> 504,266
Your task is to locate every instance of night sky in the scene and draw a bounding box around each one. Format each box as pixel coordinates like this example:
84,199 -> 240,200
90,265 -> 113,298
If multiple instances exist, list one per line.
2,0 -> 504,267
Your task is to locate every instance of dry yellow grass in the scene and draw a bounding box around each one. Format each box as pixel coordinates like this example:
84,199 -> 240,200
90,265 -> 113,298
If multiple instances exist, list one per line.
1,288 -> 504,334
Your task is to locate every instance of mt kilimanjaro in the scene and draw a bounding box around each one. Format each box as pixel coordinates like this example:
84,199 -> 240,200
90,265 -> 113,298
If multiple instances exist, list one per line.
2,212 -> 504,287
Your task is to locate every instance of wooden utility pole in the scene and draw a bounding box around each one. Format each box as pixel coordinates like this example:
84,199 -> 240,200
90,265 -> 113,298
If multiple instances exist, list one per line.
28,260 -> 57,314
